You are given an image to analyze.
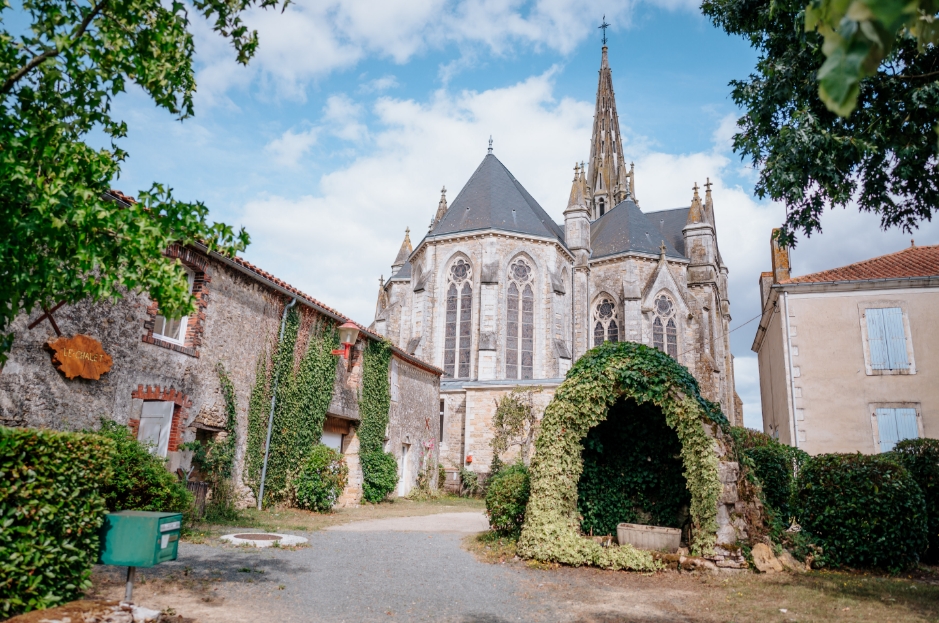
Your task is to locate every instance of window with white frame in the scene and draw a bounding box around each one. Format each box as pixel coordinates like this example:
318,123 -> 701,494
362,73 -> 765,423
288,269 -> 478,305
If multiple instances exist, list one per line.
592,297 -> 619,346
865,307 -> 910,371
153,267 -> 194,344
873,407 -> 919,452
652,294 -> 678,357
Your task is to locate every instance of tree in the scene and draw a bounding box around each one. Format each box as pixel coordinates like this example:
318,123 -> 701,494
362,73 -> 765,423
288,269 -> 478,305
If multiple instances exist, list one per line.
490,386 -> 542,469
702,0 -> 939,248
0,0 -> 285,365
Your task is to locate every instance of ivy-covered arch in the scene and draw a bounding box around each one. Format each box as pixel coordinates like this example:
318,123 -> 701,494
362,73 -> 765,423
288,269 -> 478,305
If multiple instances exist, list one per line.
516,341 -> 727,571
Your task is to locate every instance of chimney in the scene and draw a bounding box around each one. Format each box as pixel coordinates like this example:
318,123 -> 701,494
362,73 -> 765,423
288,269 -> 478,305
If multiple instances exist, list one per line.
771,228 -> 791,283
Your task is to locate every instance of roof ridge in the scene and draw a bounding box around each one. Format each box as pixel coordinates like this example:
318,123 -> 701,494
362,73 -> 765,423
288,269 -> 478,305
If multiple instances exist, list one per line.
785,243 -> 939,284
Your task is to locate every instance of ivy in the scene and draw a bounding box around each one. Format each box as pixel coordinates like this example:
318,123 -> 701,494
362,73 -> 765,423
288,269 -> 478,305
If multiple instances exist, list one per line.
516,341 -> 724,571
244,306 -> 339,506
358,339 -> 397,503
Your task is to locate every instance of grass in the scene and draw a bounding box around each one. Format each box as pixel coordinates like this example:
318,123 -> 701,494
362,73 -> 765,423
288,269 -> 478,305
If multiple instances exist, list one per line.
185,494 -> 485,543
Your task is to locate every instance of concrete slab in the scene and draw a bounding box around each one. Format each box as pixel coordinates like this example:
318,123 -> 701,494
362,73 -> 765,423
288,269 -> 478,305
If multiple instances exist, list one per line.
325,511 -> 488,533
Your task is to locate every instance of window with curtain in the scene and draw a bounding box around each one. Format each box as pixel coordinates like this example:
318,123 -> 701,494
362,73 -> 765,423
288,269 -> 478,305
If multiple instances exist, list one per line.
592,297 -> 618,347
444,258 -> 473,378
652,294 -> 678,357
506,259 -> 534,379
865,307 -> 910,371
153,267 -> 194,344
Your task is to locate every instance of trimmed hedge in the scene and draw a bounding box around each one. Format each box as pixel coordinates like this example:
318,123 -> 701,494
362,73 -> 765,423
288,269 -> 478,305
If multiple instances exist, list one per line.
0,427 -> 115,617
486,463 -> 530,537
360,451 -> 398,503
794,453 -> 927,570
890,438 -> 939,563
291,444 -> 348,512
728,427 -> 808,519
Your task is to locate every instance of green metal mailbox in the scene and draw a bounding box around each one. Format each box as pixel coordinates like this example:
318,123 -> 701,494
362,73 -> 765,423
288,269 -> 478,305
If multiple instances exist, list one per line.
99,510 -> 182,568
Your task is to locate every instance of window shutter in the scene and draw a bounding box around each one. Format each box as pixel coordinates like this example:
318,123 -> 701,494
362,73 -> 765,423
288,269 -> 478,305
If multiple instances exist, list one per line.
866,309 -> 889,370
895,408 -> 919,443
882,307 -> 910,370
876,408 -> 899,452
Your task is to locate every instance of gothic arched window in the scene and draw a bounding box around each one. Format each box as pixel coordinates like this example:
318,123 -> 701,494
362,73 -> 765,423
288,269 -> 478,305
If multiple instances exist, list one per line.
506,259 -> 534,380
444,258 -> 473,378
652,294 -> 678,358
592,297 -> 618,347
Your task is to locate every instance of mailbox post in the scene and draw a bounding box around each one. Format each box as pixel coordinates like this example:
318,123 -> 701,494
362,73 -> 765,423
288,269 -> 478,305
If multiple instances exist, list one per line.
98,511 -> 183,602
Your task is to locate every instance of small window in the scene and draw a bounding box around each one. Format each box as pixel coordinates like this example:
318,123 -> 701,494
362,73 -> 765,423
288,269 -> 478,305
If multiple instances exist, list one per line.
874,407 -> 919,452
153,268 -> 194,344
390,359 -> 399,402
439,399 -> 445,442
866,307 -> 909,371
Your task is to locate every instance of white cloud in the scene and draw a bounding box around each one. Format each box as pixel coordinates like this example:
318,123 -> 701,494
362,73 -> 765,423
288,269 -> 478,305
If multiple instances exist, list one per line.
323,95 -> 369,142
264,127 -> 319,167
359,75 -> 401,93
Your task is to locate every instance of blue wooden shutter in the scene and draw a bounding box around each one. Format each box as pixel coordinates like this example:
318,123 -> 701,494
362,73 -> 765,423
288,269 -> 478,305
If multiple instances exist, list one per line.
895,408 -> 919,443
876,408 -> 900,452
866,309 -> 889,370
882,307 -> 910,369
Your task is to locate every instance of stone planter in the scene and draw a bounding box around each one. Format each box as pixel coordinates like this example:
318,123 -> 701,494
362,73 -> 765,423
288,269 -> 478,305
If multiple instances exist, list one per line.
616,523 -> 682,553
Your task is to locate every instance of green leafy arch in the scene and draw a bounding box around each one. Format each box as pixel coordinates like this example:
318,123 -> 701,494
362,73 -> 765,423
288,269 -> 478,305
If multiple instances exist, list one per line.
517,341 -> 726,570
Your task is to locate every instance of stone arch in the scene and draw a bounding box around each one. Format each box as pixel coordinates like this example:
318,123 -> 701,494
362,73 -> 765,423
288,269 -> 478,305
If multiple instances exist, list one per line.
517,341 -> 739,570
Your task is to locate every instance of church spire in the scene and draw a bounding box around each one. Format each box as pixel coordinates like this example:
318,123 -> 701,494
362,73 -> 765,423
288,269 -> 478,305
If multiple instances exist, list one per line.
586,37 -> 629,221
391,227 -> 412,273
687,183 -> 704,225
430,186 -> 448,230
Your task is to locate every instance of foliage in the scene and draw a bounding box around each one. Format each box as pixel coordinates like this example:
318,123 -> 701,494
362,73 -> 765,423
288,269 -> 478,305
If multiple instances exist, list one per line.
409,440 -> 441,499
460,466 -> 481,497
517,341 -> 723,571
578,399 -> 691,536
890,438 -> 939,563
291,444 -> 348,513
794,453 -> 928,570
702,0 -> 939,247
805,0 -> 939,118
182,363 -> 239,521
358,339 -> 397,503
728,427 -> 808,519
244,307 -> 339,506
360,451 -> 398,503
94,420 -> 193,519
0,426 -> 114,617
486,463 -> 531,538
490,386 -> 542,467
0,0 -> 293,364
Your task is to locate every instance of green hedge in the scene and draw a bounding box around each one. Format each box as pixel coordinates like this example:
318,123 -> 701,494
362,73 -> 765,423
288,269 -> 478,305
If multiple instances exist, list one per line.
890,438 -> 939,563
360,451 -> 397,503
95,421 -> 193,518
486,463 -> 530,538
794,453 -> 927,570
0,427 -> 114,617
292,444 -> 348,512
728,427 -> 808,519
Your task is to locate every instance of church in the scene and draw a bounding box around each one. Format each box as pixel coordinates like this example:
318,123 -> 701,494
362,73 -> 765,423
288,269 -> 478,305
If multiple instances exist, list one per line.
371,44 -> 741,473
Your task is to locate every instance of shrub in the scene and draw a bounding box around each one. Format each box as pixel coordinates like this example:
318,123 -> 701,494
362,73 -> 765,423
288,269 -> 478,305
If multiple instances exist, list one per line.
728,427 -> 808,519
890,438 -> 939,563
94,420 -> 193,519
0,427 -> 114,617
486,463 -> 530,538
459,466 -> 480,497
291,444 -> 348,512
794,453 -> 927,570
360,451 -> 397,503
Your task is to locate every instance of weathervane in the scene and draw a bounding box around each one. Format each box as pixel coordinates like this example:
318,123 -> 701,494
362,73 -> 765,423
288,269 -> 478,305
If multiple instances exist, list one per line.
488,136 -> 493,154
599,15 -> 610,45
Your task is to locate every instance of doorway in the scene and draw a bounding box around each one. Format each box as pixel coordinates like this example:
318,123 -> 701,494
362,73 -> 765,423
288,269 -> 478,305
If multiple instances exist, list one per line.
398,443 -> 411,496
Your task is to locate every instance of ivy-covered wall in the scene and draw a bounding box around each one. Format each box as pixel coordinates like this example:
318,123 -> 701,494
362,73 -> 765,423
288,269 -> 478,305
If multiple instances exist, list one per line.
517,341 -> 728,570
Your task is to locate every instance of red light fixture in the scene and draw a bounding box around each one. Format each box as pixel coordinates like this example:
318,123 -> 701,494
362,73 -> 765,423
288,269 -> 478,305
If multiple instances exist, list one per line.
331,322 -> 361,361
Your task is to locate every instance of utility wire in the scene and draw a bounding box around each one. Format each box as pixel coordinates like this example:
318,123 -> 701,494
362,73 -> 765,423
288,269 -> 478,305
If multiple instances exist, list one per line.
674,310 -> 764,360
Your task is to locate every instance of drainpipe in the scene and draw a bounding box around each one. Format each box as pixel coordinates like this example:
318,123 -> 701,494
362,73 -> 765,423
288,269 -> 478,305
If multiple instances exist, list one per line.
783,291 -> 799,450
258,297 -> 297,510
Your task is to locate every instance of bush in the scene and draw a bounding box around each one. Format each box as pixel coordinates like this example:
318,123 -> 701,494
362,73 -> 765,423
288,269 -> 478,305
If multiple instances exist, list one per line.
360,451 -> 397,503
94,420 -> 193,519
291,444 -> 348,512
486,463 -> 530,538
890,438 -> 939,563
728,427 -> 808,519
0,427 -> 114,617
459,466 -> 480,497
794,453 -> 928,570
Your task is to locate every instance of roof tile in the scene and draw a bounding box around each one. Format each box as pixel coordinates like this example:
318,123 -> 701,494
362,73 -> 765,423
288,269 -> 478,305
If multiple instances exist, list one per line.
785,244 -> 939,284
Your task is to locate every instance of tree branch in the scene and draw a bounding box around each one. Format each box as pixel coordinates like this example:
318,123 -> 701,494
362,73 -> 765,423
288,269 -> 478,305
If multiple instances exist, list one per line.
1,0 -> 109,95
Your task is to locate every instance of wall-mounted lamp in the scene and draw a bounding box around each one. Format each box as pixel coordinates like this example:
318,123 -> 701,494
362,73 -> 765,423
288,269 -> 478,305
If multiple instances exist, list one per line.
331,322 -> 361,370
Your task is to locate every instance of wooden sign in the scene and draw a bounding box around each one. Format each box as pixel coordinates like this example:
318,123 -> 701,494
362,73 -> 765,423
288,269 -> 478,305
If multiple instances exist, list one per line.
47,334 -> 113,380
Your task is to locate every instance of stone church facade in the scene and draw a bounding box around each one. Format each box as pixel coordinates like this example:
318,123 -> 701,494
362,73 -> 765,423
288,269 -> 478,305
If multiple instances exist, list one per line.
372,45 -> 741,473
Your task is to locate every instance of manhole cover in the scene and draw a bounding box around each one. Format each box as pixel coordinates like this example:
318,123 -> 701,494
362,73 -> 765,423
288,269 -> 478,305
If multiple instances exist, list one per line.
233,533 -> 281,541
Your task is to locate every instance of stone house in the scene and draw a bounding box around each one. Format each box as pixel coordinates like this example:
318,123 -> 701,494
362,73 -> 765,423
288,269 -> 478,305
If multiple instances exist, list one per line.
0,205 -> 442,504
752,232 -> 939,454
372,44 -> 741,475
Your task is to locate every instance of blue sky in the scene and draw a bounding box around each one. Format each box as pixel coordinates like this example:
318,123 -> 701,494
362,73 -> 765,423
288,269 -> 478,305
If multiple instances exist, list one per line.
79,0 -> 937,429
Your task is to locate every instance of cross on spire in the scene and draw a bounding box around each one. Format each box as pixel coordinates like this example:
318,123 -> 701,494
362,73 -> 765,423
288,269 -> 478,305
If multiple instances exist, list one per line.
488,136 -> 493,154
599,15 -> 610,45
704,178 -> 713,192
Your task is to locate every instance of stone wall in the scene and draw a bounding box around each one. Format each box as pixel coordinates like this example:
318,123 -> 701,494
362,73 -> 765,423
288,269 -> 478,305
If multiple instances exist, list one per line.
386,355 -> 441,495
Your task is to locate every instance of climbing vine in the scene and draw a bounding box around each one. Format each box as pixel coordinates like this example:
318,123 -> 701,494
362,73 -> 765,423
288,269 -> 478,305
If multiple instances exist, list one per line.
244,305 -> 339,506
516,341 -> 724,570
358,339 -> 396,502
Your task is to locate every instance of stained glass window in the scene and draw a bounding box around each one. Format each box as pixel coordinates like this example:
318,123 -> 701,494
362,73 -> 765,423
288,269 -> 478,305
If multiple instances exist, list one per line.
592,297 -> 618,346
444,259 -> 472,378
506,259 -> 534,380
652,294 -> 678,358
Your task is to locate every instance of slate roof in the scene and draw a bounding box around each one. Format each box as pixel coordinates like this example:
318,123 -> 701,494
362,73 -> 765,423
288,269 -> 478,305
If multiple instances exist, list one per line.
786,244 -> 939,284
431,154 -> 565,242
388,260 -> 411,281
647,207 -> 690,257
590,199 -> 685,260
